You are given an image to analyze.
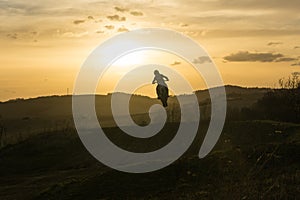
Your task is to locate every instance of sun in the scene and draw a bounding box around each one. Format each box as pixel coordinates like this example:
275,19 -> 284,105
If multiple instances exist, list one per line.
113,51 -> 148,67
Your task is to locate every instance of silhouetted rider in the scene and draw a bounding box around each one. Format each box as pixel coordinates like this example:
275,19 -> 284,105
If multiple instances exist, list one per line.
152,70 -> 169,99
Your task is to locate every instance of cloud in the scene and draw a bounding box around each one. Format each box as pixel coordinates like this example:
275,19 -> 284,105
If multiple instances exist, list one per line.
104,25 -> 114,30
267,42 -> 282,46
117,27 -> 129,32
114,6 -> 129,12
294,46 -> 300,49
73,20 -> 85,25
193,56 -> 212,64
223,51 -> 297,63
130,11 -> 143,16
6,33 -> 18,39
193,29 -> 300,38
107,15 -> 126,21
291,62 -> 300,66
275,57 -> 298,62
217,0 -> 300,11
171,61 -> 181,66
180,23 -> 189,27
5,31 -> 40,41
87,16 -> 94,20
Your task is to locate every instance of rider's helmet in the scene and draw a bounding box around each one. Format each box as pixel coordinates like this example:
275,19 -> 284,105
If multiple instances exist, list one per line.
154,70 -> 159,75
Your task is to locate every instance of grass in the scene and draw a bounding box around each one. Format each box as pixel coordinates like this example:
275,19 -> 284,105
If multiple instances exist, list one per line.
0,120 -> 299,199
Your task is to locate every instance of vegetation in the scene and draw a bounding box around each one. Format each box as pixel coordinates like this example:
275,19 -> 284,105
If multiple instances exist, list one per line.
0,83 -> 299,199
240,73 -> 300,123
0,120 -> 299,200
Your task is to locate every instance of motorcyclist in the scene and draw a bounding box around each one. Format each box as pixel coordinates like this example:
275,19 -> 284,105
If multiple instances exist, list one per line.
152,70 -> 169,100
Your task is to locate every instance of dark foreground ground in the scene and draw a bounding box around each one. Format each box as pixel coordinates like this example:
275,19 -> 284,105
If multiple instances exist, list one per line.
0,120 -> 299,199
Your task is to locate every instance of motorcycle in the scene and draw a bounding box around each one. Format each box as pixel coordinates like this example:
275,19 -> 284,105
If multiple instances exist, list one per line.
154,81 -> 169,107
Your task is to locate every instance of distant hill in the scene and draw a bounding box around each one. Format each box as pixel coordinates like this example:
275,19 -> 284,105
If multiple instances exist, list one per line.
195,85 -> 270,108
0,85 -> 271,145
0,85 -> 270,119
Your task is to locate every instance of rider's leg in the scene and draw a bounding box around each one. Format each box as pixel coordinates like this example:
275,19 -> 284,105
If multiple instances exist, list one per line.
156,85 -> 160,99
166,86 -> 169,97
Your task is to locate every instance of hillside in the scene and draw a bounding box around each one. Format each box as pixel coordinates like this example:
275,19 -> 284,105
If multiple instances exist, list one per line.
0,85 -> 271,146
0,121 -> 299,199
0,85 -> 270,118
0,85 -> 299,199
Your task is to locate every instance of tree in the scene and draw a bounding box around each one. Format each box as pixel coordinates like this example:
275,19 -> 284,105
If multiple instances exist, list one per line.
255,73 -> 300,122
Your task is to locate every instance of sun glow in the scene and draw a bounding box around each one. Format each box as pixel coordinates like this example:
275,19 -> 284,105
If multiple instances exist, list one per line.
114,51 -> 148,67
96,49 -> 207,97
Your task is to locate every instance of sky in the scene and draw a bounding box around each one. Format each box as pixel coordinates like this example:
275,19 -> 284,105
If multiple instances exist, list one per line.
0,0 -> 300,101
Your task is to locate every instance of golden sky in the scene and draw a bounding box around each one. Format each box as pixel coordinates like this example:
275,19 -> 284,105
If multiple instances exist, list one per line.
1,0 -> 300,101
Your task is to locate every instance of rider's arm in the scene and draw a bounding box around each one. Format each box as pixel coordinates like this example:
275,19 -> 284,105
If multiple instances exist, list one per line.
162,74 -> 169,81
152,77 -> 156,84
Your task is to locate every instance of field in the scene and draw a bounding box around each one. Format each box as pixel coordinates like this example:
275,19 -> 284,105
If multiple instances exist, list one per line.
0,86 -> 299,199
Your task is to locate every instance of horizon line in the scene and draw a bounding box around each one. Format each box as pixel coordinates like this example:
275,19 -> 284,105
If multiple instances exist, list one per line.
0,84 -> 275,104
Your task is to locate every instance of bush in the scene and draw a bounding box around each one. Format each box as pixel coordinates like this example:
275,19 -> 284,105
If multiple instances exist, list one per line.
241,73 -> 300,123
